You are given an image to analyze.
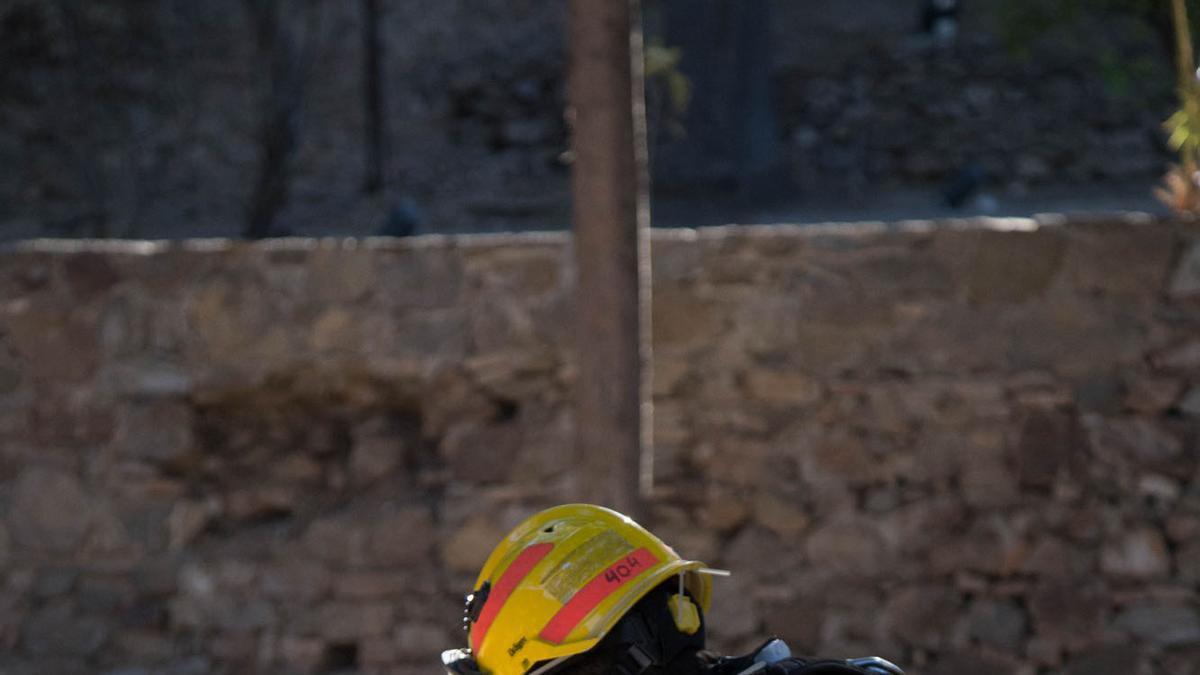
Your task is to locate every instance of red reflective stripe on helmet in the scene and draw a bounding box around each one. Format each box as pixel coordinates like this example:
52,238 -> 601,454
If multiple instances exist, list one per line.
472,542 -> 555,653
538,547 -> 661,645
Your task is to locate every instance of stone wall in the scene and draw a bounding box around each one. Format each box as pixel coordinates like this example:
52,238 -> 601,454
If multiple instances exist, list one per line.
0,217 -> 1198,674
0,1 -> 1173,239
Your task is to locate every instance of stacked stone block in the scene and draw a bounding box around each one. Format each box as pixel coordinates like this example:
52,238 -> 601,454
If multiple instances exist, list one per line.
0,217 -> 1197,673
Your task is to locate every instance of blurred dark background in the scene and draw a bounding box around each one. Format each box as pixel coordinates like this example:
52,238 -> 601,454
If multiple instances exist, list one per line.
0,0 -> 1180,240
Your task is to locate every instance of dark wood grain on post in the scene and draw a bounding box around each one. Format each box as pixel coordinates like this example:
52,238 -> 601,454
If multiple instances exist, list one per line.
567,0 -> 652,519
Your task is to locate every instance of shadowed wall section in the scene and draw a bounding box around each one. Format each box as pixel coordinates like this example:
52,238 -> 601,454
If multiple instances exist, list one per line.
0,217 -> 1198,674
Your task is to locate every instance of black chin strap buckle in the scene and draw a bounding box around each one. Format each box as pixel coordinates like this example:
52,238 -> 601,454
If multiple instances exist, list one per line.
617,644 -> 656,675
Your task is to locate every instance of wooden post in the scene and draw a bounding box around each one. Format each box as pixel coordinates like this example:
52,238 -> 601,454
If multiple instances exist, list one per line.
568,0 -> 652,519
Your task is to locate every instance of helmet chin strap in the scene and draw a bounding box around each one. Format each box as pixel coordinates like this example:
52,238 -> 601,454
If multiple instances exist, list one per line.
675,573 -> 684,627
616,644 -> 657,675
605,581 -> 707,675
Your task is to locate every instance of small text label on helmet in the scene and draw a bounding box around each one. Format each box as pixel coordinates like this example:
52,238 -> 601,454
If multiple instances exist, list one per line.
603,554 -> 643,584
507,637 -> 527,658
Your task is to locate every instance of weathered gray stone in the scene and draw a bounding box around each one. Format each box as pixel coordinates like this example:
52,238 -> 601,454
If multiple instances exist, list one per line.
928,650 -> 1021,675
214,598 -> 276,632
394,623 -> 452,659
32,568 -> 78,598
318,602 -> 394,641
8,468 -> 91,554
309,308 -> 361,352
1138,474 -> 1182,503
1152,340 -> 1200,371
366,507 -> 435,569
103,360 -> 194,397
186,278 -> 281,360
966,598 -> 1027,651
422,367 -> 498,439
309,246 -> 377,304
652,289 -> 723,350
752,493 -> 810,537
795,430 -> 881,487
1124,376 -> 1185,414
276,635 -> 325,671
64,253 -> 121,297
1168,515 -> 1200,544
348,427 -> 408,485
75,574 -> 134,613
929,516 -> 1029,577
464,247 -> 562,298
373,249 -> 465,309
1028,582 -> 1108,645
1179,386 -> 1200,418
805,515 -> 890,578
1084,416 -> 1184,468
1162,647 -> 1200,675
439,421 -> 525,485
882,585 -> 961,650
875,495 -> 966,560
1177,541 -> 1200,586
361,633 -> 400,666
1008,297 -> 1145,376
269,453 -> 324,484
1025,637 -> 1061,667
213,559 -> 257,592
960,454 -> 1021,508
1,301 -> 99,382
1060,228 -> 1175,297
967,229 -> 1066,304
698,487 -> 751,532
208,630 -> 257,665
742,369 -> 822,406
653,400 -> 692,450
1169,240 -> 1200,298
1113,604 -> 1200,646
463,348 -> 561,401
652,355 -> 692,397
720,526 -> 790,579
861,485 -> 900,512
1021,536 -> 1091,578
467,295 -> 542,354
648,517 -> 720,564
21,602 -> 109,657
304,517 -> 367,567
1100,527 -> 1171,579
225,485 -> 298,523
260,560 -> 331,603
759,591 -> 822,651
1063,645 -> 1141,675
115,401 -> 195,465
440,515 -> 507,575
26,388 -> 115,446
166,499 -> 219,551
704,574 -> 759,643
1073,371 -> 1125,413
334,572 -> 408,599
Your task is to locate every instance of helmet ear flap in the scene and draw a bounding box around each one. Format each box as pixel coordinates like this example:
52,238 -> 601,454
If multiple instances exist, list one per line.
669,572 -> 702,635
668,593 -> 701,635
